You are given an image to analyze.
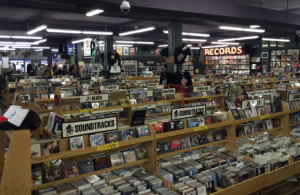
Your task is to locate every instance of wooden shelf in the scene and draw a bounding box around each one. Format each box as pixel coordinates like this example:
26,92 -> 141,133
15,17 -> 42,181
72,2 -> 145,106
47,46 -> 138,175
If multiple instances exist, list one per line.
287,86 -> 300,90
62,104 -> 131,114
31,136 -> 153,164
146,112 -> 171,118
183,94 -> 223,101
205,64 -> 250,65
155,120 -> 234,140
31,158 -> 149,191
39,109 -> 54,113
131,99 -> 182,107
18,91 -> 30,94
118,118 -> 129,122
157,139 -> 228,159
35,98 -> 54,102
235,111 -> 288,125
237,127 -> 282,139
289,121 -> 300,127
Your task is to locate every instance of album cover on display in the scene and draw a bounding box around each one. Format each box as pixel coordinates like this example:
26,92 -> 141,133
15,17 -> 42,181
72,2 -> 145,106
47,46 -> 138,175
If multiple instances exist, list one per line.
161,141 -> 171,154
31,169 -> 42,186
43,166 -> 62,183
187,118 -> 199,128
136,126 -> 151,137
123,150 -> 137,163
135,145 -> 148,160
152,123 -> 164,134
31,144 -> 41,158
190,135 -> 199,147
69,136 -> 84,151
170,139 -> 181,151
120,129 -> 135,141
104,131 -> 119,143
43,140 -> 60,155
198,134 -> 207,145
214,131 -> 222,141
62,162 -> 79,178
131,110 -> 146,126
93,154 -> 109,170
110,152 -> 125,167
237,108 -> 247,119
250,100 -> 259,116
180,138 -> 191,149
78,158 -> 94,175
243,125 -> 252,135
89,133 -> 105,147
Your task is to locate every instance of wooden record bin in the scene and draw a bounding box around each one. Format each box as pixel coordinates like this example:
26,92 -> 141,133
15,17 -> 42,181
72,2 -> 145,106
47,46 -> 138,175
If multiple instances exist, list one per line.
183,92 -> 225,111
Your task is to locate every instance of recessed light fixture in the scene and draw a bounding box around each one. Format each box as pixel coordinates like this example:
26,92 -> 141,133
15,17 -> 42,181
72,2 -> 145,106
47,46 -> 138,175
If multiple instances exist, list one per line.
201,45 -> 228,49
0,35 -> 11,38
15,42 -> 36,45
33,39 -> 47,44
158,45 -> 168,47
190,47 -> 200,50
98,41 -> 104,43
113,45 -> 133,47
116,41 -> 154,44
250,25 -> 260,28
0,48 -> 15,50
11,45 -> 31,47
119,27 -> 155,36
72,38 -> 92,44
12,36 -> 43,39
46,28 -> 82,34
182,38 -> 206,42
218,36 -> 259,42
86,9 -> 104,17
163,30 -> 210,37
82,31 -> 113,35
219,26 -> 265,33
211,42 -> 239,45
262,38 -> 290,42
27,25 -> 47,35
52,48 -> 58,51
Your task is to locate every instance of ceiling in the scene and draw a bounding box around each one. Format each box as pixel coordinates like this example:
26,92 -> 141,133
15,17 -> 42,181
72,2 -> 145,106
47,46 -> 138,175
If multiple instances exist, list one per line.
0,0 -> 299,47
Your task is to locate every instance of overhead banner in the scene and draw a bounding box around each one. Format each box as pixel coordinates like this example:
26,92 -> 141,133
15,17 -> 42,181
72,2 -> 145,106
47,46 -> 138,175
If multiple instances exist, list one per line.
62,117 -> 118,138
162,88 -> 176,94
100,85 -> 119,90
241,98 -> 265,109
288,93 -> 300,102
83,39 -> 91,57
171,106 -> 206,120
79,94 -> 109,103
193,86 -> 211,92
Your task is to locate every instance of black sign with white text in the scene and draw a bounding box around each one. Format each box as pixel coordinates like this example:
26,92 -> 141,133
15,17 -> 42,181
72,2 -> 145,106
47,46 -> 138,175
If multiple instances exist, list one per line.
171,106 -> 206,120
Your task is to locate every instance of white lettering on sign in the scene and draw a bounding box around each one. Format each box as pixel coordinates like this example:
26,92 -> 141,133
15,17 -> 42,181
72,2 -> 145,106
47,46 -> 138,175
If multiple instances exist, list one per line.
277,85 -> 287,91
171,106 -> 206,120
79,94 -> 109,103
62,117 -> 118,138
193,86 -> 211,92
161,88 -> 176,94
241,98 -> 265,109
288,93 -> 300,102
100,85 -> 119,90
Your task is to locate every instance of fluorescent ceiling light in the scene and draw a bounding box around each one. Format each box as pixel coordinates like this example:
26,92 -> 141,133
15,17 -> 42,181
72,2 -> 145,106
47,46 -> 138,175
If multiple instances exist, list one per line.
211,42 -> 239,45
0,48 -> 15,50
187,44 -> 192,47
33,39 -> 47,44
163,30 -> 210,37
46,28 -> 82,34
12,36 -> 43,39
182,38 -> 206,42
113,45 -> 133,47
98,41 -> 103,43
31,46 -> 50,49
0,41 -> 14,44
35,49 -> 43,51
116,41 -> 154,44
11,46 -> 32,48
86,9 -> 104,17
250,25 -> 260,28
201,45 -> 228,49
27,25 -> 47,35
52,48 -> 58,51
119,27 -> 155,36
219,26 -> 265,33
72,38 -> 92,44
218,36 -> 259,42
262,38 -> 290,42
82,31 -> 113,35
190,47 -> 200,50
158,45 -> 168,47
0,35 -> 11,38
11,45 -> 31,47
15,42 -> 35,45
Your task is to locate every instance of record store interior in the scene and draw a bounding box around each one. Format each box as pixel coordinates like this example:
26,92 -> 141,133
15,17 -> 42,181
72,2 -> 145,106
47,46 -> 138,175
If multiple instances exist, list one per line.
3,0 -> 300,195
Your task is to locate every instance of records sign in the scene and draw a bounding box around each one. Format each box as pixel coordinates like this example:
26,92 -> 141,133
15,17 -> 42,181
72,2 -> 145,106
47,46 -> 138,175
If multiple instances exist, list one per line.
162,88 -> 176,94
62,117 -> 118,138
100,85 -> 119,90
171,106 -> 206,120
193,86 -> 211,92
288,93 -> 300,102
79,94 -> 109,103
241,98 -> 265,109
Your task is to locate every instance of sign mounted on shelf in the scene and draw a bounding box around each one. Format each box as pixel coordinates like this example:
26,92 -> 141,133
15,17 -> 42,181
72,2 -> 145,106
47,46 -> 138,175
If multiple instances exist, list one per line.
193,86 -> 211,92
288,93 -> 300,102
171,105 -> 206,120
91,77 -> 103,81
241,98 -> 265,109
162,88 -> 176,94
147,83 -> 159,87
145,90 -> 154,97
62,117 -> 118,138
100,85 -> 119,91
20,79 -> 37,83
289,78 -> 299,83
204,46 -> 243,56
79,94 -> 109,103
277,85 -> 287,91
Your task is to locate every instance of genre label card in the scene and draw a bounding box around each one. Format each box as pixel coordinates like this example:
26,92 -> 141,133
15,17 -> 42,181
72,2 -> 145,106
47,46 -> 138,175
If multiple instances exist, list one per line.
79,94 -> 109,103
171,105 -> 206,120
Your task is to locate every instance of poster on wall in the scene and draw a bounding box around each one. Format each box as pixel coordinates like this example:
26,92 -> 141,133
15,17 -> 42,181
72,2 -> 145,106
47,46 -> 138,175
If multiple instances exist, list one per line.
130,47 -> 135,55
117,47 -> 122,55
83,39 -> 91,56
123,47 -> 129,55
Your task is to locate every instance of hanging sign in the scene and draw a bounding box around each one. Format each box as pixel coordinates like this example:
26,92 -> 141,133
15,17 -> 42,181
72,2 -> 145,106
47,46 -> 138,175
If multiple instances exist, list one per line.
241,98 -> 265,109
79,94 -> 109,103
171,106 -> 206,120
83,39 -> 91,57
288,93 -> 300,102
193,86 -> 211,92
204,46 -> 243,56
62,117 -> 118,138
100,85 -> 119,90
20,79 -> 37,83
162,88 -> 176,94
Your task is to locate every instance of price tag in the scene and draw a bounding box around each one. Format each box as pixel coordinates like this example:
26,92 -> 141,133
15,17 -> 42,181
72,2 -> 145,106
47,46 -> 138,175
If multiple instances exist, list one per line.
260,114 -> 270,120
80,109 -> 93,113
97,142 -> 119,151
201,96 -> 210,99
194,125 -> 208,131
157,100 -> 167,104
